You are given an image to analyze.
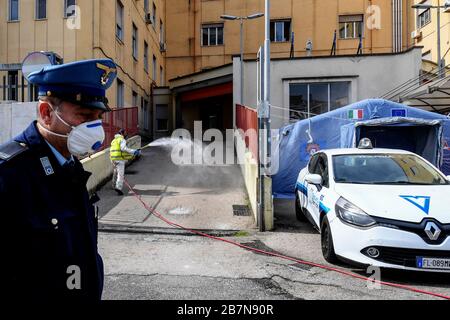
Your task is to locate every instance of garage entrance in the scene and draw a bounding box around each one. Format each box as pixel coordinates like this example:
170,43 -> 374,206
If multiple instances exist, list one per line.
179,82 -> 233,133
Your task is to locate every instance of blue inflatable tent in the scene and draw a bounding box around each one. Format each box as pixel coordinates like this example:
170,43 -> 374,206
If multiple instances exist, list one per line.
272,99 -> 450,199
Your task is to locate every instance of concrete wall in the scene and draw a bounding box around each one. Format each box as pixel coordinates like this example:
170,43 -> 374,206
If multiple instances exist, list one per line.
235,47 -> 423,129
0,102 -> 37,144
235,131 -> 273,231
81,135 -> 142,194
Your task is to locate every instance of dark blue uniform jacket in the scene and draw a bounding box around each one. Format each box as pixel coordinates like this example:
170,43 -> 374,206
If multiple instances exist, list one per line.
0,122 -> 103,301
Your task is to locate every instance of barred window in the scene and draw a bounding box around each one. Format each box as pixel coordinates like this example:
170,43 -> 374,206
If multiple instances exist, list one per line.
202,24 -> 224,46
339,15 -> 364,39
417,9 -> 431,28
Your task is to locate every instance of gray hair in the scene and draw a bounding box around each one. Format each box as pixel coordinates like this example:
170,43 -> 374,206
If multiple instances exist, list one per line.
37,96 -> 64,119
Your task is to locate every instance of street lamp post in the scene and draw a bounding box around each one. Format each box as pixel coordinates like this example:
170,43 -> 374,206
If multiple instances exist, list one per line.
220,13 -> 264,107
412,1 -> 450,78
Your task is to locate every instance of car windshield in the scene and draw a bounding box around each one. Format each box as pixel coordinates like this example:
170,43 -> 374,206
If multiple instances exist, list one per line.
333,154 -> 448,185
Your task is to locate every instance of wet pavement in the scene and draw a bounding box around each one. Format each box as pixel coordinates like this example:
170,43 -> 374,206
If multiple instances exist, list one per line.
97,144 -> 256,232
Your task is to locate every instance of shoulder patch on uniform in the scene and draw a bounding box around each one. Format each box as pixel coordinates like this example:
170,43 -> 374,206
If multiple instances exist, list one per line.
0,140 -> 29,162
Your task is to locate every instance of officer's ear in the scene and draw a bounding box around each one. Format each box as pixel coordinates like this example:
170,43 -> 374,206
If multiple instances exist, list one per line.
38,101 -> 53,126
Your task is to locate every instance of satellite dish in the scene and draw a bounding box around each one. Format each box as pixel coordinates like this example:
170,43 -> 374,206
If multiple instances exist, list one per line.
22,52 -> 53,80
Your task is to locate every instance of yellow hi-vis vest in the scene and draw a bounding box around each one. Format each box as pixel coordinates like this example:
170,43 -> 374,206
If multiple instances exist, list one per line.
110,136 -> 134,161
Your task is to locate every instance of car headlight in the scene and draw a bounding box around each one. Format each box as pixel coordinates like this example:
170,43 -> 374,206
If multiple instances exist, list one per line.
335,197 -> 376,228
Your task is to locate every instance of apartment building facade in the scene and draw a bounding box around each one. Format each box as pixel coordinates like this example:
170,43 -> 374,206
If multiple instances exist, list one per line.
0,0 -> 167,137
165,0 -> 417,81
4,0 -> 447,137
411,0 -> 450,69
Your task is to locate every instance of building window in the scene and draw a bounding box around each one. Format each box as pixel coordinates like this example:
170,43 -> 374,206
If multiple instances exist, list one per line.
160,19 -> 164,43
144,0 -> 149,13
202,24 -> 224,46
270,20 -> 291,42
9,0 -> 19,21
417,9 -> 431,29
289,82 -> 350,121
160,66 -> 164,86
144,42 -> 149,73
36,0 -> 46,19
152,2 -> 156,27
152,55 -> 157,81
156,104 -> 169,131
116,0 -> 124,40
117,79 -> 124,108
141,98 -> 149,131
64,0 -> 76,18
7,71 -> 18,101
132,23 -> 138,60
132,91 -> 138,108
339,15 -> 364,39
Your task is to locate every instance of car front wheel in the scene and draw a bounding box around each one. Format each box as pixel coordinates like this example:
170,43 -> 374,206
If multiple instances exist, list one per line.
321,216 -> 338,263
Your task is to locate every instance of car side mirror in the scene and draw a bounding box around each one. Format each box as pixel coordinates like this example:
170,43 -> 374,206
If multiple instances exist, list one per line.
305,174 -> 323,186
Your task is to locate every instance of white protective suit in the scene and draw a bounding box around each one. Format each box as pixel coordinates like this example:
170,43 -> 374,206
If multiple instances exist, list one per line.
112,134 -> 138,191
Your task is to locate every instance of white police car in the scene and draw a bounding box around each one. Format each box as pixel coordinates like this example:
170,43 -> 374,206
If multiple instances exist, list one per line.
295,139 -> 450,272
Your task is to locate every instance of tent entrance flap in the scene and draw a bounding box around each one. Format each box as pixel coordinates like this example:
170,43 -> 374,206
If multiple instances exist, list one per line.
356,124 -> 441,165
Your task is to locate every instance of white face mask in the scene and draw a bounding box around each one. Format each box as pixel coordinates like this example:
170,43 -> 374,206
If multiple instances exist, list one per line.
39,106 -> 105,157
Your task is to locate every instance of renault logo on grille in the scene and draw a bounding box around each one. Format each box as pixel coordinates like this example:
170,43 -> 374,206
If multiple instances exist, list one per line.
424,222 -> 441,241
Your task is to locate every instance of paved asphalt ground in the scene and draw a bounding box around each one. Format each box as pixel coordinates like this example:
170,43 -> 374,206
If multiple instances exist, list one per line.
97,143 -> 450,300
99,230 -> 450,300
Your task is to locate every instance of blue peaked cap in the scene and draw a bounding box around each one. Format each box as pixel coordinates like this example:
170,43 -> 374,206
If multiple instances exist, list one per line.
27,59 -> 117,111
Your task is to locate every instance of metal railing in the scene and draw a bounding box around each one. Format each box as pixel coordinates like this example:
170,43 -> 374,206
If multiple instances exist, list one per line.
380,63 -> 450,103
236,104 -> 258,160
101,107 -> 139,150
1,74 -> 39,102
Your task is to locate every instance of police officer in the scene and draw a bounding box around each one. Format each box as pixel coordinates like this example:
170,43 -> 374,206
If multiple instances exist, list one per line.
0,59 -> 117,301
110,129 -> 141,196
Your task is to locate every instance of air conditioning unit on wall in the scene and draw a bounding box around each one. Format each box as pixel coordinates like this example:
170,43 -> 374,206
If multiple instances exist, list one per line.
411,30 -> 422,40
444,1 -> 450,13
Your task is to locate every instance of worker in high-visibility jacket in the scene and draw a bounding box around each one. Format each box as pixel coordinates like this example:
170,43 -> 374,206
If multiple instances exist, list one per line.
110,129 -> 141,195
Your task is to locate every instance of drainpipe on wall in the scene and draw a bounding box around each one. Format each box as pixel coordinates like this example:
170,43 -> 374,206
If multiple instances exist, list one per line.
150,81 -> 156,141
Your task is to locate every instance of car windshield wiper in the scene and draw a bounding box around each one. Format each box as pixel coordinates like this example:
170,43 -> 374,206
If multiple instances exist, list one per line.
335,180 -> 370,185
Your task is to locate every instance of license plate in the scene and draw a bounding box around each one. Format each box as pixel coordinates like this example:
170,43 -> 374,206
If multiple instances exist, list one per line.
416,257 -> 450,270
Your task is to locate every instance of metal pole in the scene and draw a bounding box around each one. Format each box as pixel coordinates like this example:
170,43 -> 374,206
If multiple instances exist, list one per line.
257,47 -> 265,232
258,0 -> 271,232
240,18 -> 244,104
265,0 -> 272,231
264,0 -> 270,106
437,5 -> 443,78
257,49 -> 261,230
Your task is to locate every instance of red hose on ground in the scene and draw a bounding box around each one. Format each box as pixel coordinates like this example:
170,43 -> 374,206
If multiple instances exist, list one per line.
122,178 -> 450,300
